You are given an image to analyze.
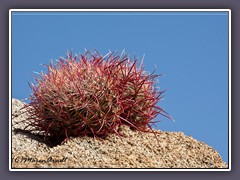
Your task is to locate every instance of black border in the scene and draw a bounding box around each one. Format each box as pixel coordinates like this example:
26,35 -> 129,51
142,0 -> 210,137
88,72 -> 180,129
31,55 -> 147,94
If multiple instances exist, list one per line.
1,0 -> 239,179
9,9 -> 230,171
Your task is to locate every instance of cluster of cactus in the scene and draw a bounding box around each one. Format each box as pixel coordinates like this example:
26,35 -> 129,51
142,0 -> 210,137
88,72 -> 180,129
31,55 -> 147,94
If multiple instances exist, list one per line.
24,50 -> 172,141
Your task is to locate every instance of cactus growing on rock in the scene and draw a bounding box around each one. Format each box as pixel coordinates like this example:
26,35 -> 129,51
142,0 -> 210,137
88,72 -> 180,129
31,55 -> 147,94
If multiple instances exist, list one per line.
24,50 -> 172,142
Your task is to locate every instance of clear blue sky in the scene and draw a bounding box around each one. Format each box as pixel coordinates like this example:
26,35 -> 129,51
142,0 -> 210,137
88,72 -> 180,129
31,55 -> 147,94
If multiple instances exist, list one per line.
11,11 -> 229,163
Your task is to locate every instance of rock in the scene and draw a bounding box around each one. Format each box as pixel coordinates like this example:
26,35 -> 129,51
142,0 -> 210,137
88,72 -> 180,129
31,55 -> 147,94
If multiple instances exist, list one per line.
11,98 -> 228,169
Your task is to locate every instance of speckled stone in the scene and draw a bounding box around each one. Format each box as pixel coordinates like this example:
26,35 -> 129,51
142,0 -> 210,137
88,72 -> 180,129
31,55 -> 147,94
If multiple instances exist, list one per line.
11,98 -> 228,169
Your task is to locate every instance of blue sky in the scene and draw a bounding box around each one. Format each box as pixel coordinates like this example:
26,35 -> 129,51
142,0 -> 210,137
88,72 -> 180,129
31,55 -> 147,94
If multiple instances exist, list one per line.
11,11 -> 229,163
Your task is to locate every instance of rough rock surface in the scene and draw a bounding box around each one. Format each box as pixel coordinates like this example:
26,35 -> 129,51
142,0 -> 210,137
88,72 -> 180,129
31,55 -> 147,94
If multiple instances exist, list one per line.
11,98 -> 228,169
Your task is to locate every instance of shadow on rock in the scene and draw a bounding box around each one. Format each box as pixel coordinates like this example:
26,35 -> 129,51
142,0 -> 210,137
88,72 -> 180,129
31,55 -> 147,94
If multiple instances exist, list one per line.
13,128 -> 66,148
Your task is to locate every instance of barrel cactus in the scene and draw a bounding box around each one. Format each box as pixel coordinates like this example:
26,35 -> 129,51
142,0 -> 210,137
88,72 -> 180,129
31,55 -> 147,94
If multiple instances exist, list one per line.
24,50 -> 172,142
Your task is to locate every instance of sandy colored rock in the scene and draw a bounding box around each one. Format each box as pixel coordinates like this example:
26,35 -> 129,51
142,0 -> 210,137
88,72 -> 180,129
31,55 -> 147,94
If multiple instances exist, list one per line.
11,98 -> 228,169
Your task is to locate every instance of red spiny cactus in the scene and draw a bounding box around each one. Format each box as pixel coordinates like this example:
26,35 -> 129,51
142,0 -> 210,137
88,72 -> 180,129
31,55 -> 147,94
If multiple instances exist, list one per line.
24,50 -> 172,142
